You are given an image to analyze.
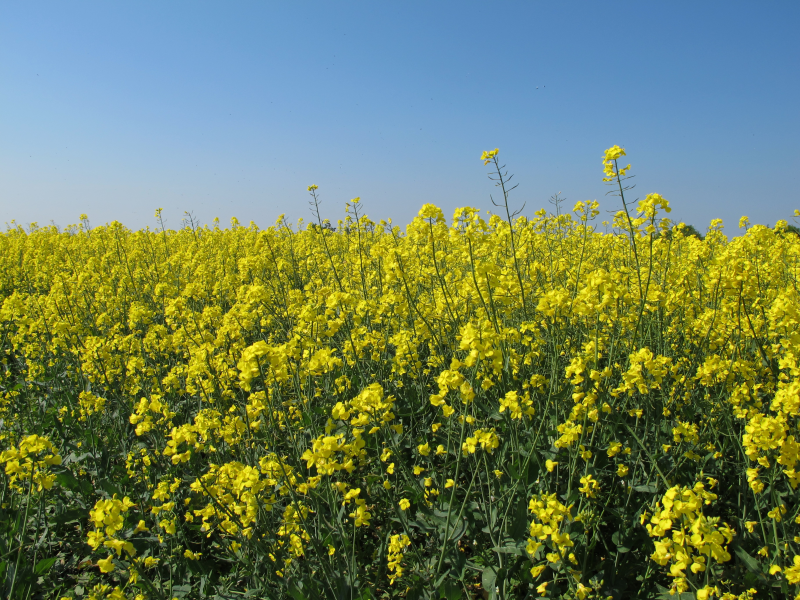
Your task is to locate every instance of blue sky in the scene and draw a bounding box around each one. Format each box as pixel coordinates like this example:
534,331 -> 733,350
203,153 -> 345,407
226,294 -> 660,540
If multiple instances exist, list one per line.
2,1 -> 798,233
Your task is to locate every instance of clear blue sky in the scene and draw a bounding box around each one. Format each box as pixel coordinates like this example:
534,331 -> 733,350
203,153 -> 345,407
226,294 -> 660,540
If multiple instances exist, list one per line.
2,1 -> 799,232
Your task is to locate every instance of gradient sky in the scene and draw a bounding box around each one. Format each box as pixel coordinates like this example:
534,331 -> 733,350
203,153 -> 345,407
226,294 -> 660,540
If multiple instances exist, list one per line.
2,1 -> 799,233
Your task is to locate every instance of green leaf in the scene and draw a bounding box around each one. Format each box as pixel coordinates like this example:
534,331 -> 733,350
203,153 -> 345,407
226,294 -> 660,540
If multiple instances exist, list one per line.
494,544 -> 525,556
506,498 -> 528,539
481,566 -> 497,595
611,530 -> 631,553
287,581 -> 309,600
734,545 -> 762,574
448,517 -> 467,542
54,507 -> 88,527
438,580 -> 461,600
34,556 -> 58,575
97,478 -> 122,498
171,584 -> 192,598
633,484 -> 657,494
354,588 -> 372,600
408,519 -> 434,533
55,471 -> 81,491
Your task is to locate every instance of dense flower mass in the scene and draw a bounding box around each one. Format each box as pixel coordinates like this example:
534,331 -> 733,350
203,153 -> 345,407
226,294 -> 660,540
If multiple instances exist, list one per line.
1,148 -> 800,599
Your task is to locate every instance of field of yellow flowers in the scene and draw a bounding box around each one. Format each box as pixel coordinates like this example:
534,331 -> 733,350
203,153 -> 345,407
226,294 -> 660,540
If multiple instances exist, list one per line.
1,147 -> 800,600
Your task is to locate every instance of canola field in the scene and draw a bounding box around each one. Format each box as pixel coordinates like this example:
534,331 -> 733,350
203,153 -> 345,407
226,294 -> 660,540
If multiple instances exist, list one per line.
1,148 -> 800,600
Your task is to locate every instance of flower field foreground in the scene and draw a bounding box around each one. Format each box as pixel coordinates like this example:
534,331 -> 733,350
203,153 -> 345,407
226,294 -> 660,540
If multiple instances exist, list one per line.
2,149 -> 800,600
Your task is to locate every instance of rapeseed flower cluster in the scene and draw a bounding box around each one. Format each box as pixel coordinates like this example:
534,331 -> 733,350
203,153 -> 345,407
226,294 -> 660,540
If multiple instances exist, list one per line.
0,434 -> 61,491
646,483 -> 735,594
87,496 -> 137,572
526,493 -> 575,567
387,533 -> 411,584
